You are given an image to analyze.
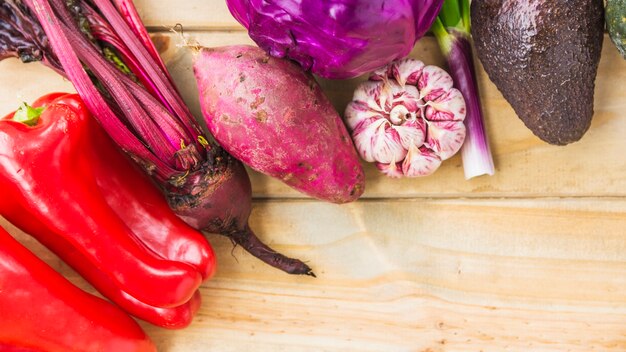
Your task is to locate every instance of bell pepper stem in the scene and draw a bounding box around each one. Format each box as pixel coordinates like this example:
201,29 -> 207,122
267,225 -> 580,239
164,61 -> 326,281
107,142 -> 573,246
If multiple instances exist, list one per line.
13,103 -> 44,126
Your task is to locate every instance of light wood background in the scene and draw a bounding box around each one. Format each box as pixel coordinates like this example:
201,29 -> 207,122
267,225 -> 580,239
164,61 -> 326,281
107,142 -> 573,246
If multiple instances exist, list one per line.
1,1 -> 626,351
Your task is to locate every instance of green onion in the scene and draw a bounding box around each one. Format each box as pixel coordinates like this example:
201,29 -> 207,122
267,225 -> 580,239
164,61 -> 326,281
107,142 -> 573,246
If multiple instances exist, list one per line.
432,0 -> 495,179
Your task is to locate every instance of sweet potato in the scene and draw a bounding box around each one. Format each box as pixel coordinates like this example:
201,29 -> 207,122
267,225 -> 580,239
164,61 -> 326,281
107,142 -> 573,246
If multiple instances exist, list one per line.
193,45 -> 365,203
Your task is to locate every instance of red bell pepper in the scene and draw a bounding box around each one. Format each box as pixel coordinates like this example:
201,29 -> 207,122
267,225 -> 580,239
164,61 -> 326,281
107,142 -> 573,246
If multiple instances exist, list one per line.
38,93 -> 216,280
0,93 -> 215,327
0,225 -> 156,352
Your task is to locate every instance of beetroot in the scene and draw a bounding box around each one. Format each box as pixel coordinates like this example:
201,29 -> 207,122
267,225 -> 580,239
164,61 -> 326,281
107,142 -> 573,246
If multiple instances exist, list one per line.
164,146 -> 314,276
193,45 -> 365,204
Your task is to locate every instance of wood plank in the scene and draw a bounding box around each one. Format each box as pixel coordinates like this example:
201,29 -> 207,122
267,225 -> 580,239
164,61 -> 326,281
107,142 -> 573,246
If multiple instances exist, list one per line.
0,33 -> 624,199
134,0 -> 242,30
2,198 -> 626,351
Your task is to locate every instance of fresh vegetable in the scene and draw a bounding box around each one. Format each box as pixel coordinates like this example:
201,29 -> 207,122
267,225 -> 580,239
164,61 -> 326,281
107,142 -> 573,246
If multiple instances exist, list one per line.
194,45 -> 365,203
0,93 -> 212,327
431,0 -> 494,179
226,0 -> 445,79
607,0 -> 626,59
0,225 -> 156,352
471,0 -> 604,145
0,0 -> 62,74
0,0 -> 312,275
344,58 -> 466,177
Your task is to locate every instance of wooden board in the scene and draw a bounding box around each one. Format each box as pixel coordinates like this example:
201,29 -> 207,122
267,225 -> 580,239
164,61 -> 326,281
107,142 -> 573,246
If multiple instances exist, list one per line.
4,199 -> 626,351
134,0 -> 242,30
1,2 -> 626,351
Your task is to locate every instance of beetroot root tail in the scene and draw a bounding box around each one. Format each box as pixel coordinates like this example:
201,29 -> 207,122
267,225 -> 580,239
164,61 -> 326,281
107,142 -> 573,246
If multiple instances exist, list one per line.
224,225 -> 315,277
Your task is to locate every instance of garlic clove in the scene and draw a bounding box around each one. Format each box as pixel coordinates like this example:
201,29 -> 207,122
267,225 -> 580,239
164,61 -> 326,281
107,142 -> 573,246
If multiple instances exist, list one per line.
418,65 -> 454,102
394,120 -> 426,150
351,118 -> 386,162
370,65 -> 391,82
345,100 -> 381,130
389,84 -> 421,114
371,123 -> 407,164
376,161 -> 404,178
425,88 -> 466,122
425,120 -> 467,160
391,58 -> 425,86
350,81 -> 386,113
352,118 -> 407,163
402,144 -> 442,177
378,82 -> 396,113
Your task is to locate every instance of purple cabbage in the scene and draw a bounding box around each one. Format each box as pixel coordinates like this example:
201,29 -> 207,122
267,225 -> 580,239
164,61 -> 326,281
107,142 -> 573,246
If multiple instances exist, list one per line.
227,0 -> 444,79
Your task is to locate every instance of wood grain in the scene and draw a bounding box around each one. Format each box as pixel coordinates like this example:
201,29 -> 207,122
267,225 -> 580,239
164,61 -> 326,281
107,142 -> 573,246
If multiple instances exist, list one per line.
134,0 -> 242,30
3,198 -> 626,351
1,3 -> 625,351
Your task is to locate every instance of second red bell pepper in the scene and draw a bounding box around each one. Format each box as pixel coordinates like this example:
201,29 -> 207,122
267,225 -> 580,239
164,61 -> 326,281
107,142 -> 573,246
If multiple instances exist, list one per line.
0,225 -> 156,352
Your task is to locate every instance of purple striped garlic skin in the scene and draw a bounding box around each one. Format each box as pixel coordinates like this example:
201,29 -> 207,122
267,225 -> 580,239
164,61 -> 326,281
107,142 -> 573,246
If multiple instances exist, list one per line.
345,58 -> 466,178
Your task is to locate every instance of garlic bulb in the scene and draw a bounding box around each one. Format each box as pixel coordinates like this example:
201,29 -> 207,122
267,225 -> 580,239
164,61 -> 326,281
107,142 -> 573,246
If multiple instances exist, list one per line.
345,59 -> 466,177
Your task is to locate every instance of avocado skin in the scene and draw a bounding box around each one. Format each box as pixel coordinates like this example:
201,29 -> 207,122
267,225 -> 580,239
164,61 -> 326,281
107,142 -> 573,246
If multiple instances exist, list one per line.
471,0 -> 605,145
607,0 -> 626,59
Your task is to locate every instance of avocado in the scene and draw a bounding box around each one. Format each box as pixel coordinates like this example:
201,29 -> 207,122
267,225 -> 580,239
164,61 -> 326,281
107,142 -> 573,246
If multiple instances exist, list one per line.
607,0 -> 626,59
470,0 -> 605,145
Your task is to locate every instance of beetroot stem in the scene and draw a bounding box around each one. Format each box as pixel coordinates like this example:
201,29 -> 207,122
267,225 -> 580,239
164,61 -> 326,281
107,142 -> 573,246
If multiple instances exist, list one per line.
91,0 -> 201,146
44,0 -> 202,176
227,225 -> 315,277
26,0 -> 175,182
80,2 -> 170,110
59,20 -> 182,161
111,0 -> 171,78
